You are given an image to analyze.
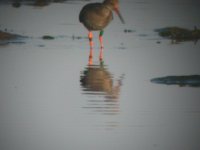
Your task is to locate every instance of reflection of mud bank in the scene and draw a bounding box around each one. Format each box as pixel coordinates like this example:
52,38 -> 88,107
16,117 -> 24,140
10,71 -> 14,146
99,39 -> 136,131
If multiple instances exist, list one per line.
155,26 -> 200,43
41,35 -> 87,40
151,75 -> 200,87
1,0 -> 80,7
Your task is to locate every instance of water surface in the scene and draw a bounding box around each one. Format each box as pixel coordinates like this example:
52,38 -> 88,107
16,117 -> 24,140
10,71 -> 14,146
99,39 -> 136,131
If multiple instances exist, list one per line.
0,0 -> 200,150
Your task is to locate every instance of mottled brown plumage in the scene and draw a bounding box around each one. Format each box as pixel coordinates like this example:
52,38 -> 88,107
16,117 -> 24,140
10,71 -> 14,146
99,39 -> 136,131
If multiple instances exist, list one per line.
79,0 -> 124,31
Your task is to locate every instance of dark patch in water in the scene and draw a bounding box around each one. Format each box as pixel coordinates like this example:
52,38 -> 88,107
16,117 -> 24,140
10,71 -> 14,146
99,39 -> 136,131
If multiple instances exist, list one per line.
12,1 -> 21,7
124,29 -> 136,33
37,44 -> 45,47
40,34 -> 87,40
156,41 -> 161,44
151,75 -> 200,87
72,35 -> 88,40
42,35 -> 55,40
138,33 -> 148,37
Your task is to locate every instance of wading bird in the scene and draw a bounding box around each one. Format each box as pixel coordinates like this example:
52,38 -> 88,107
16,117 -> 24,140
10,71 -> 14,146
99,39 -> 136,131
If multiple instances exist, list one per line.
79,0 -> 125,64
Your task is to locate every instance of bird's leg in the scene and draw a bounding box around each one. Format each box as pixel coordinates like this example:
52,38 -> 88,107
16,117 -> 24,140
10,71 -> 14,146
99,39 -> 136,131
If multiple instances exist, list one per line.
99,30 -> 104,48
88,31 -> 94,49
99,30 -> 104,62
88,31 -> 93,65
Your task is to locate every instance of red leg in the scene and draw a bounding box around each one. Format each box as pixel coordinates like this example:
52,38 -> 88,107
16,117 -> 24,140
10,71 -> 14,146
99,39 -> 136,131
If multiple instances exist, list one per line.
88,31 -> 93,65
88,31 -> 93,49
99,46 -> 103,62
99,30 -> 104,61
88,48 -> 93,65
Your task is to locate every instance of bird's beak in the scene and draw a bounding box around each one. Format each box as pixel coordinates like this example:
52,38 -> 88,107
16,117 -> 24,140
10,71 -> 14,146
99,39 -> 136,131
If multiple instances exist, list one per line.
114,7 -> 125,24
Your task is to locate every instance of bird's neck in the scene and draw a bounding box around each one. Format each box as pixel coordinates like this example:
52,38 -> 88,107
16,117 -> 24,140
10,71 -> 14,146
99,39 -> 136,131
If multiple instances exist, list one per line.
103,4 -> 113,11
103,0 -> 115,10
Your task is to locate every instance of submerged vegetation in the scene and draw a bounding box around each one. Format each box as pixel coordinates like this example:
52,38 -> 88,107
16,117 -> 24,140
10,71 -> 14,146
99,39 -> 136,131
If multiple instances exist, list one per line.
155,26 -> 200,43
151,75 -> 200,87
42,35 -> 55,40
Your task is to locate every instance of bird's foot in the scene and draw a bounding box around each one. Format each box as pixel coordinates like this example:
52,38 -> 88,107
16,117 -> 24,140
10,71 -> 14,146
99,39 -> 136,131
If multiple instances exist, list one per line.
99,59 -> 104,66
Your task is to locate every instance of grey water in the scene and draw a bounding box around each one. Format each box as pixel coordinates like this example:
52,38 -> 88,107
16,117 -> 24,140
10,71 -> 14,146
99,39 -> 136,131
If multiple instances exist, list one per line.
0,0 -> 200,150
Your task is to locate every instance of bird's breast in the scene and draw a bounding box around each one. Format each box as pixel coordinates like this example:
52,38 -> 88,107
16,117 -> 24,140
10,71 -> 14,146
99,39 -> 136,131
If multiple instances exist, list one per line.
79,3 -> 113,31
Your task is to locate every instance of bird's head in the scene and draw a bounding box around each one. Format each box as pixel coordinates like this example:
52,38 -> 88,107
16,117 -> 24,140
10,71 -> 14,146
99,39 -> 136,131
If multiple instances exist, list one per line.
103,0 -> 125,24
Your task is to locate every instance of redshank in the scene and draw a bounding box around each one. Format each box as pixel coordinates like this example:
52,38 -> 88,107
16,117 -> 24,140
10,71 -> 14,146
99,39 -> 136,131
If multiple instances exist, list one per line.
79,0 -> 125,64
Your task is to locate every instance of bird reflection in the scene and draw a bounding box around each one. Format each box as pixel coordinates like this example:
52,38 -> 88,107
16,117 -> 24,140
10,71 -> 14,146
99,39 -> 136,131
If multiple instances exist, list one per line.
80,62 -> 124,115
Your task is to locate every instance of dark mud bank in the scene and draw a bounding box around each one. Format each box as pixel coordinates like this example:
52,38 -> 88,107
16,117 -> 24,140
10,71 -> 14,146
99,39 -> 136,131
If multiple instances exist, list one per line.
0,30 -> 27,45
151,75 -> 200,87
155,26 -> 200,43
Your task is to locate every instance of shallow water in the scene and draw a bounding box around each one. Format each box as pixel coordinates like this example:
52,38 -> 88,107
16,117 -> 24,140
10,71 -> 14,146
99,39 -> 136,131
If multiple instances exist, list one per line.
1,0 -> 200,150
